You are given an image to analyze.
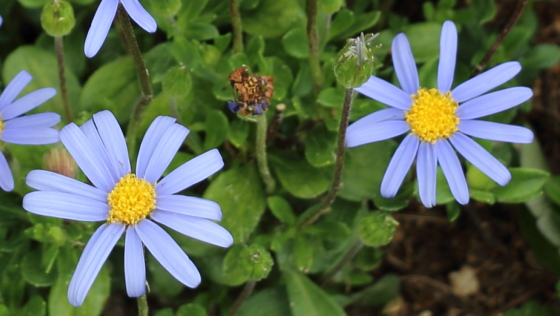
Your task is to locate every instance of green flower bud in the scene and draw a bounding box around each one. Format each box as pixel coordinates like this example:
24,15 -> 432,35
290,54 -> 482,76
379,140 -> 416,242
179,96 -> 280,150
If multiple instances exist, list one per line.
162,65 -> 192,99
334,33 -> 379,88
41,0 -> 76,37
147,0 -> 182,17
359,211 -> 398,247
222,244 -> 274,285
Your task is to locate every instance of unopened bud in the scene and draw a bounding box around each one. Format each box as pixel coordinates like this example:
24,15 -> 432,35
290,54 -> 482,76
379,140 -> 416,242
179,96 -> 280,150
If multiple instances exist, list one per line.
359,211 -> 398,247
162,65 -> 192,99
334,33 -> 379,88
147,0 -> 182,17
41,0 -> 76,37
43,146 -> 76,179
222,244 -> 274,285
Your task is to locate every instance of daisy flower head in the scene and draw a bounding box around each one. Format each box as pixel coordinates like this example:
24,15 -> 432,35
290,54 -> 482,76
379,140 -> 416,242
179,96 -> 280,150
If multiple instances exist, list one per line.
346,20 -> 534,208
23,110 -> 233,306
85,0 -> 157,58
0,70 -> 59,191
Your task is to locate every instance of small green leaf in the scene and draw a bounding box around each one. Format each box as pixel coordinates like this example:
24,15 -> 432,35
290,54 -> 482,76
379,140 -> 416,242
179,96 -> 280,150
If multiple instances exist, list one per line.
21,251 -> 58,287
228,120 -> 250,148
359,212 -> 398,247
177,304 -> 208,316
19,295 -> 46,316
503,300 -> 556,316
470,189 -> 495,204
492,168 -> 549,203
445,202 -> 461,222
223,244 -> 274,285
293,235 -> 314,272
204,110 -> 229,150
237,287 -> 291,316
284,270 -> 346,316
282,28 -> 309,58
292,64 -> 313,97
328,10 -> 355,40
147,253 -> 183,298
303,221 -> 350,242
304,126 -> 336,167
317,87 -> 344,108
545,175 -> 560,207
267,196 -> 297,225
348,274 -> 400,306
404,22 -> 441,63
242,0 -> 303,38
270,154 -> 330,199
520,44 -> 560,70
184,22 -> 219,40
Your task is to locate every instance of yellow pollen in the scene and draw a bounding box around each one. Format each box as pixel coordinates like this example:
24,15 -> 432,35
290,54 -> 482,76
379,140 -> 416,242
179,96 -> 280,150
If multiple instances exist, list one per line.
0,115 -> 4,135
107,174 -> 156,225
405,88 -> 459,143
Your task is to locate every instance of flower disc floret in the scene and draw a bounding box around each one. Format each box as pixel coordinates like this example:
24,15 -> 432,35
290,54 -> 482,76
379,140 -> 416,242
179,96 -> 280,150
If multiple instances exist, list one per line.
405,88 -> 459,143
107,174 -> 156,225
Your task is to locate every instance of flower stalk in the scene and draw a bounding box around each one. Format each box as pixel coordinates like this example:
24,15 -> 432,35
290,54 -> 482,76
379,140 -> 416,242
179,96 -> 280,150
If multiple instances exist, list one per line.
137,294 -> 148,316
255,115 -> 275,194
307,0 -> 323,94
54,36 -> 73,123
230,0 -> 244,53
225,280 -> 257,316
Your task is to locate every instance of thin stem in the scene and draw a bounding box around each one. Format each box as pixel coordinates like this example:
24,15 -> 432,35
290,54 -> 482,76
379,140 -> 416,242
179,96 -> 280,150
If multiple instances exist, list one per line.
266,103 -> 285,143
54,37 -> 73,123
230,0 -> 244,53
298,89 -> 354,229
307,0 -> 323,94
255,115 -> 275,194
225,280 -> 256,316
322,240 -> 364,286
471,0 -> 528,77
117,4 -> 153,162
137,294 -> 148,316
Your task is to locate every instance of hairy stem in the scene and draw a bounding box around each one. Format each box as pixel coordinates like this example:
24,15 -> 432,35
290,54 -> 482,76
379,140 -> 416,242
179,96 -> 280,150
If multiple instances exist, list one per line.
137,294 -> 148,316
230,0 -> 244,53
54,36 -> 73,123
225,280 -> 257,316
307,0 -> 323,94
322,240 -> 364,286
256,115 -> 275,194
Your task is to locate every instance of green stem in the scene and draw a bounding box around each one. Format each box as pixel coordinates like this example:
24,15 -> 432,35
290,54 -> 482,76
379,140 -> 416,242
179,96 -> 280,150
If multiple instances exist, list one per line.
225,280 -> 257,316
307,0 -> 323,94
137,294 -> 148,316
298,88 -> 354,229
230,0 -> 244,53
255,115 -> 275,194
54,36 -> 73,123
117,4 -> 153,162
322,240 -> 363,286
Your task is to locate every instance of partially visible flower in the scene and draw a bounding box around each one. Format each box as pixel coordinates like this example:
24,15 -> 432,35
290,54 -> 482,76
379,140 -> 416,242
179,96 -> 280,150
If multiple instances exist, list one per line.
23,110 -> 233,306
0,16 -> 3,27
0,70 -> 59,191
227,66 -> 275,116
346,20 -> 533,207
85,0 -> 157,58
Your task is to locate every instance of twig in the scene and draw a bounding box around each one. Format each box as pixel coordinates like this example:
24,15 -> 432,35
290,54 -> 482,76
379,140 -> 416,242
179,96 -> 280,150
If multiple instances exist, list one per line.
54,37 -> 73,123
230,0 -> 244,53
307,0 -> 323,94
225,280 -> 256,316
255,115 -> 275,193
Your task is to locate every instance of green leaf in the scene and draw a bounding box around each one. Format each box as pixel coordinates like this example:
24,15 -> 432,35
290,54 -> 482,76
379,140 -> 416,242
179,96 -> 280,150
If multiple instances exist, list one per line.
242,0 -> 303,38
435,168 -> 454,205
284,270 -> 346,316
228,120 -> 250,148
177,0 -> 208,21
267,196 -> 297,225
445,202 -> 461,222
304,126 -> 336,167
470,189 -> 495,204
147,253 -> 183,298
404,22 -> 441,63
236,287 -> 291,316
282,28 -> 309,58
204,164 -> 266,242
492,168 -> 549,203
503,300 -> 556,316
471,0 -> 496,24
293,235 -> 314,272
359,212 -> 398,247
317,87 -> 344,108
373,182 -> 413,211
21,250 -> 57,287
303,221 -> 350,242
223,244 -> 274,285
334,11 -> 381,40
17,0 -> 47,8
292,64 -> 313,97
204,110 -> 229,150
270,154 -> 330,199
328,9 -> 355,40
18,296 -> 45,316
184,22 -> 219,40
348,274 -> 400,306
545,175 -> 560,207
520,44 -> 560,70
318,0 -> 343,14
265,57 -> 293,100
177,304 -> 208,316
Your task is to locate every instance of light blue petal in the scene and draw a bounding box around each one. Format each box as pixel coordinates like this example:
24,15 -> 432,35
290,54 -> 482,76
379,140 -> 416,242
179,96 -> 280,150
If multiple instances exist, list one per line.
451,61 -> 521,102
84,0 -> 119,58
143,124 -> 189,183
61,123 -> 115,191
348,108 -> 405,132
380,134 -> 419,198
0,71 -> 32,111
1,88 -> 56,120
456,87 -> 532,120
355,76 -> 412,110
449,132 -> 511,185
156,149 -> 224,196
23,191 -> 109,221
434,139 -> 469,204
0,16 -> 3,28
4,113 -> 60,128
392,33 -> 419,94
136,116 -> 176,178
68,223 -> 124,306
458,120 -> 533,144
93,111 -> 131,177
121,0 -> 157,32
80,119 -> 120,184
125,227 -> 146,297
346,120 -> 409,148
26,170 -> 107,202
135,219 -> 201,288
0,151 -> 14,191
1,127 -> 59,145
437,21 -> 457,92
416,142 -> 437,208
156,195 -> 222,221
151,210 -> 233,247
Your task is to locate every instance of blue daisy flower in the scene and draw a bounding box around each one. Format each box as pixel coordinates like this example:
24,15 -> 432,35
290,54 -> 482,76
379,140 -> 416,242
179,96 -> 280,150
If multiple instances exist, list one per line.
0,70 -> 59,191
85,0 -> 157,58
23,110 -> 233,306
346,20 -> 534,208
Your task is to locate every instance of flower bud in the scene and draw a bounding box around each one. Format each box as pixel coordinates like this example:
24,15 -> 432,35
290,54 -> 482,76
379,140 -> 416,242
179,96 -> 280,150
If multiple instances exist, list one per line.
162,65 -> 192,99
147,0 -> 182,17
41,0 -> 76,37
222,244 -> 274,285
334,33 -> 379,88
359,211 -> 398,247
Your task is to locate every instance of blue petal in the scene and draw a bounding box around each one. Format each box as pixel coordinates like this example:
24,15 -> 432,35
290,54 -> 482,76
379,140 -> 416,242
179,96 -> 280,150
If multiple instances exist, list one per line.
456,87 -> 532,120
451,61 -> 522,102
156,149 -> 224,196
93,111 -> 131,177
1,88 -> 56,120
26,170 -> 107,202
0,16 -> 3,28
125,227 -> 146,297
434,139 -> 469,204
355,76 -> 412,110
1,127 -> 59,145
156,195 -> 222,221
458,120 -> 533,144
346,120 -> 410,148
380,134 -> 419,198
151,210 -> 233,247
4,112 -> 60,128
84,0 -> 119,58
416,142 -> 437,208
143,124 -> 189,183
437,21 -> 457,92
80,119 -> 120,184
349,108 -> 405,132
23,191 -> 109,221
135,219 -> 201,288
136,116 -> 176,179
61,123 -> 115,191
0,71 -> 32,111
0,151 -> 14,191
392,33 -> 419,94
68,223 -> 124,307
449,132 -> 511,186
121,0 -> 157,33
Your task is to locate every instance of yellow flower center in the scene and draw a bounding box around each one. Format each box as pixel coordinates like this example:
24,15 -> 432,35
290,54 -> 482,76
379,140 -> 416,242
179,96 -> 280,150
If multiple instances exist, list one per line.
405,88 -> 459,143
107,174 -> 156,225
0,115 -> 4,135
